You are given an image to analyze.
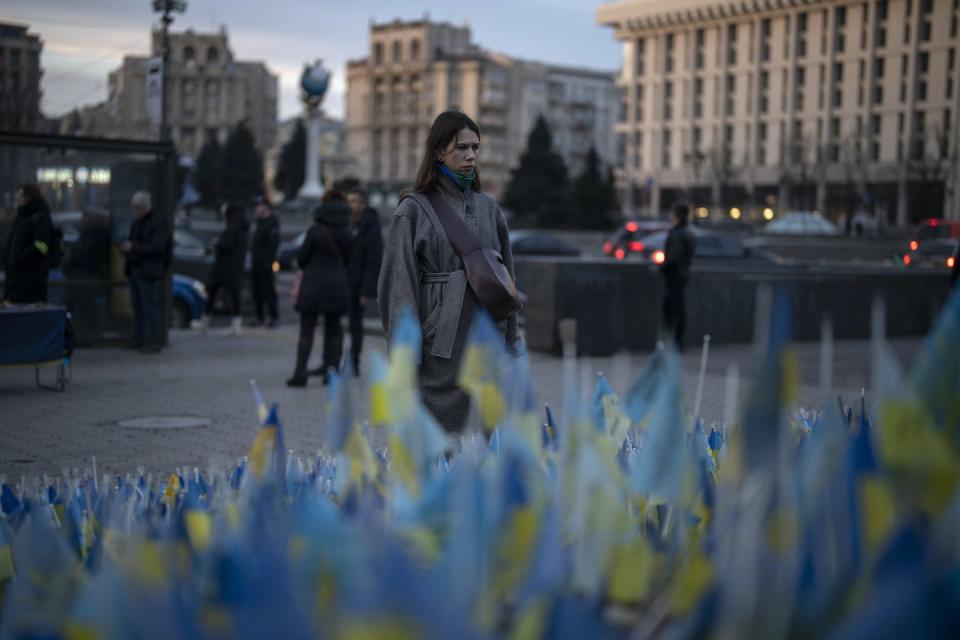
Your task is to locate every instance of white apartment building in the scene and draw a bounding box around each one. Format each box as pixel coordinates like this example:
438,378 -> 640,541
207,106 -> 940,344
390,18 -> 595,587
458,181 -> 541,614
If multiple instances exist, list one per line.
345,18 -> 618,202
598,0 -> 960,224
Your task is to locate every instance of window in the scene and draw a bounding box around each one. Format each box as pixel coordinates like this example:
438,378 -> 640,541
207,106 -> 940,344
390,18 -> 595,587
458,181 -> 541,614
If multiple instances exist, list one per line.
874,84 -> 884,103
665,33 -> 675,74
662,128 -> 672,167
917,80 -> 927,101
724,124 -> 733,165
207,46 -> 218,64
693,77 -> 703,118
636,85 -> 645,121
875,57 -> 885,78
392,41 -> 402,63
727,24 -> 737,65
411,40 -> 420,62
636,38 -> 645,76
726,74 -> 736,115
918,52 -> 929,74
664,81 -> 673,120
758,122 -> 767,165
183,45 -> 195,63
374,43 -> 383,64
784,15 -> 792,59
635,131 -> 643,168
878,0 -> 888,20
876,27 -> 887,48
760,18 -> 771,62
695,28 -> 705,69
693,125 -> 702,148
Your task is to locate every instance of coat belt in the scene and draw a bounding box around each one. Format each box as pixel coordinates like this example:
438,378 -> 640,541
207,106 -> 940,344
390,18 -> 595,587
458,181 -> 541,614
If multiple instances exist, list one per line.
418,269 -> 466,359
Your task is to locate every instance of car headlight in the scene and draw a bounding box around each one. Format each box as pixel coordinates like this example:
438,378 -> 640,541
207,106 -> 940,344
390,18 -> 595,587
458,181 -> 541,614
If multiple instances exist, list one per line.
192,280 -> 207,297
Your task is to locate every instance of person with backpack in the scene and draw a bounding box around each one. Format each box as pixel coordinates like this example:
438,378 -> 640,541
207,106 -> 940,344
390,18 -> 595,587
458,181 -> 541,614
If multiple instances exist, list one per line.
2,183 -> 56,304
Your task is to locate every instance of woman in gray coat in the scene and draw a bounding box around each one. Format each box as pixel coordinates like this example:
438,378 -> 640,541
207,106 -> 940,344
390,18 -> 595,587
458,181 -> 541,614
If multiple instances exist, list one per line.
378,111 -> 523,433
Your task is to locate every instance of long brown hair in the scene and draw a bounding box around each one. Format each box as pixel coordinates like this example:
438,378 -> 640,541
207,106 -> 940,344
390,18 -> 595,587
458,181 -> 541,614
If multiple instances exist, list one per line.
404,111 -> 482,197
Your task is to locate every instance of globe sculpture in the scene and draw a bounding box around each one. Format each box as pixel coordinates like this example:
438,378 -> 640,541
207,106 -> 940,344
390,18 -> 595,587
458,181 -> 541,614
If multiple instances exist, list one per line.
298,60 -> 331,200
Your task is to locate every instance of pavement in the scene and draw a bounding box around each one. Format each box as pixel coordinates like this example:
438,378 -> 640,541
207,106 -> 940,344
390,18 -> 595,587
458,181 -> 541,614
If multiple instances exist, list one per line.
0,323 -> 922,479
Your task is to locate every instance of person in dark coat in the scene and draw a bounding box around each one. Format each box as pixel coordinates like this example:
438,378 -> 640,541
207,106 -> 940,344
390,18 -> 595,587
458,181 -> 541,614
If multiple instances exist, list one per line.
660,202 -> 696,352
2,183 -> 54,304
64,207 -> 111,343
198,202 -> 248,335
121,191 -> 169,353
287,192 -> 352,387
344,188 -> 383,375
250,196 -> 280,327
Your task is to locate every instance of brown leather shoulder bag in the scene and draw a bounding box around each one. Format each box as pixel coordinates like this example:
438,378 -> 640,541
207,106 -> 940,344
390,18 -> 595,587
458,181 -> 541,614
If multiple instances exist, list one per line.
425,190 -> 522,321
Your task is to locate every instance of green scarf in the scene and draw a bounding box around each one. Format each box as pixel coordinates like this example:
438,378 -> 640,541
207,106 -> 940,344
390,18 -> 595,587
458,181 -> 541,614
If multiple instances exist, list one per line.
438,163 -> 475,191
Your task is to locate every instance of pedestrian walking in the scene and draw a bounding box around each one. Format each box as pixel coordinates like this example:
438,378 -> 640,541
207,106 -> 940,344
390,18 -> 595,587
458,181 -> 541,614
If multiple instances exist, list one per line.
196,202 -> 248,335
2,183 -> 55,304
660,202 -> 696,352
286,192 -> 352,387
344,188 -> 383,375
250,196 -> 280,327
121,191 -> 168,353
378,110 -> 523,433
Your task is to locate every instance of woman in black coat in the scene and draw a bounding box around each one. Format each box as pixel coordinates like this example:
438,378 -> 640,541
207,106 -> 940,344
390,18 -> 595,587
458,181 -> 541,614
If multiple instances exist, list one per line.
286,193 -> 352,387
200,202 -> 248,334
3,184 -> 55,303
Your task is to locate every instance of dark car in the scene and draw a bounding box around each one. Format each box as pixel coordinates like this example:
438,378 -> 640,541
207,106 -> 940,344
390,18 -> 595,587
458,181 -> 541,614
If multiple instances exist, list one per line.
603,219 -> 671,260
899,238 -> 958,270
509,230 -> 581,257
631,226 -> 773,265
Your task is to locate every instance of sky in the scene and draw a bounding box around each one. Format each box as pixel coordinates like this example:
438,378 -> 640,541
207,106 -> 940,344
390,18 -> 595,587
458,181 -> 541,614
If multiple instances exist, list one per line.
3,0 -> 624,121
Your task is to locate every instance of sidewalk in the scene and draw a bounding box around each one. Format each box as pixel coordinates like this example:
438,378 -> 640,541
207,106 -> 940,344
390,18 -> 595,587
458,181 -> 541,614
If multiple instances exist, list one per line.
0,325 -> 921,478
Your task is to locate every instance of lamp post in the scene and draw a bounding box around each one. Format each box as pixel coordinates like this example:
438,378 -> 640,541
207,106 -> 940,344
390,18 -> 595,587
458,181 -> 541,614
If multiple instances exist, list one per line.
151,0 -> 187,143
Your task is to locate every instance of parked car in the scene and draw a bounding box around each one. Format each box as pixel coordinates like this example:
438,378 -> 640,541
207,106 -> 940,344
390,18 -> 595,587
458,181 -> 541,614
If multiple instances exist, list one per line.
603,219 -> 671,259
763,211 -> 841,236
630,226 -> 773,265
171,273 -> 208,328
906,218 -> 960,253
898,237 -> 958,270
509,230 -> 581,257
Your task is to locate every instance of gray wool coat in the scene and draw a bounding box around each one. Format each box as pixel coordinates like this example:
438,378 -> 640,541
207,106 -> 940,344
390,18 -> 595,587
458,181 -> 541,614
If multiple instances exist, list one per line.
377,177 -> 522,433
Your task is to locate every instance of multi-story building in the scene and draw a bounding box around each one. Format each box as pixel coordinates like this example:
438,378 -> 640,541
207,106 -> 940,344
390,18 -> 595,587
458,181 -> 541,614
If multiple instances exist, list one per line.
108,28 -> 278,156
345,19 -> 617,202
598,0 -> 960,224
0,21 -> 43,132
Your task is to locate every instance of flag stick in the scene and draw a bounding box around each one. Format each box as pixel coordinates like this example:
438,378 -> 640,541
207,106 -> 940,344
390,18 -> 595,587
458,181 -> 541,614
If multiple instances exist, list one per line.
693,334 -> 711,419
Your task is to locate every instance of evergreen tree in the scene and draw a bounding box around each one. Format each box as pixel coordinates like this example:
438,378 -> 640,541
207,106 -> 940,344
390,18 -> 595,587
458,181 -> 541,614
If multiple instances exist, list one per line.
194,138 -> 223,207
570,146 -> 617,230
272,119 -> 306,200
605,167 -> 621,219
502,116 -> 570,228
220,122 -> 264,205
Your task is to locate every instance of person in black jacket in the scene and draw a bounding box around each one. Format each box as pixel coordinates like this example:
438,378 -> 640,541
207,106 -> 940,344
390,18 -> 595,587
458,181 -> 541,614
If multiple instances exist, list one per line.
250,196 -> 280,327
64,207 -> 111,343
121,191 -> 169,353
197,202 -> 248,335
660,203 -> 696,352
287,192 -> 352,387
3,183 -> 55,304
344,188 -> 383,375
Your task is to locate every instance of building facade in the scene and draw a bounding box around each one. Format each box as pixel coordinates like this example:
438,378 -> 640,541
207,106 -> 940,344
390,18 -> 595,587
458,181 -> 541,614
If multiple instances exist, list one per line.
598,0 -> 960,224
345,19 -> 618,202
0,21 -> 43,132
108,28 -> 278,156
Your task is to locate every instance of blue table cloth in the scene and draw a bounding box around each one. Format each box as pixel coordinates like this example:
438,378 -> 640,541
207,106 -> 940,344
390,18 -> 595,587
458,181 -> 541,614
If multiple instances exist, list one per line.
0,305 -> 66,367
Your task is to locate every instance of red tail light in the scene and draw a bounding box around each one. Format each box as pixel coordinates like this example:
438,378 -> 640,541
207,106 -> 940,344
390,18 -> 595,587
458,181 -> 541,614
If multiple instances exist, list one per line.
902,254 -> 912,266
948,256 -> 956,269
628,241 -> 644,252
614,248 -> 626,260
652,250 -> 666,265
930,219 -> 939,227
909,240 -> 919,251
625,221 -> 639,232
603,241 -> 613,255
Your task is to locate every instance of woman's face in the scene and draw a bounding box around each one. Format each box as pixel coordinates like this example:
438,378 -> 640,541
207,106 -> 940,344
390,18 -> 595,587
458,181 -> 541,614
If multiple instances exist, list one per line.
437,127 -> 479,174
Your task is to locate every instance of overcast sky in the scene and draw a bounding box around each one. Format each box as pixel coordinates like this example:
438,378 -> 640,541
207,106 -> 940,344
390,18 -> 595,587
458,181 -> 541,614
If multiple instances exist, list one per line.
3,0 -> 623,121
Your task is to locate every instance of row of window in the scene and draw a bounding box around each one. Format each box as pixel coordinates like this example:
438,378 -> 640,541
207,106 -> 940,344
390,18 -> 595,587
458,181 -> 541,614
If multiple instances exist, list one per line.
181,45 -> 220,65
619,109 -> 953,169
622,47 -> 955,124
372,39 -> 423,65
634,0 -> 956,76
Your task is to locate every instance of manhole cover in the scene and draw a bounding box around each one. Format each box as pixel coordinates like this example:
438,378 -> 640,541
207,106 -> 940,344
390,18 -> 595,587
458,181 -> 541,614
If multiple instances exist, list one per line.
117,415 -> 211,430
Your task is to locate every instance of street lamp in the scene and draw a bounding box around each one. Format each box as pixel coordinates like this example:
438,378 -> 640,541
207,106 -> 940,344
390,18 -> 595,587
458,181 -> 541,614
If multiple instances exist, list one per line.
151,0 -> 187,142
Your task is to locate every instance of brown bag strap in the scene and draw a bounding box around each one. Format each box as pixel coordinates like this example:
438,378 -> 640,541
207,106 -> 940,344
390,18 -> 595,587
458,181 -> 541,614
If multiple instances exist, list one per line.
426,190 -> 481,258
